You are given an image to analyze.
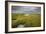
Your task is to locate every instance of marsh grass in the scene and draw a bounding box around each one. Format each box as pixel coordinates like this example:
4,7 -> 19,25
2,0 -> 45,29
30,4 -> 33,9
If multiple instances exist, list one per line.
12,13 -> 41,28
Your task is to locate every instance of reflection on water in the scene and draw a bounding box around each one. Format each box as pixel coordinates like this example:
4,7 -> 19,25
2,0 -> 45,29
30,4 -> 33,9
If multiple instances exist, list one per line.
17,24 -> 24,28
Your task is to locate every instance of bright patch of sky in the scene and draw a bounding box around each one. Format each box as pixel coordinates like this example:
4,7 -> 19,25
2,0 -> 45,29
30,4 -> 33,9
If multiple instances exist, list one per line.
12,6 -> 41,14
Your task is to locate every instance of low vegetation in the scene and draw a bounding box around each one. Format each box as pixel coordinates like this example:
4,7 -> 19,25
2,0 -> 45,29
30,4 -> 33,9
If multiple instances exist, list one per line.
12,13 -> 41,28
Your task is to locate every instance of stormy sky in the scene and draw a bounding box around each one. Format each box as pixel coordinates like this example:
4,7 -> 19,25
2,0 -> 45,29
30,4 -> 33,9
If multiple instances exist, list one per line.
12,6 -> 41,14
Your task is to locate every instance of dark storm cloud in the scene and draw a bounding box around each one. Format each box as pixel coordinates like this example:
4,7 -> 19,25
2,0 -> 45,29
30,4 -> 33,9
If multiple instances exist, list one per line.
12,6 -> 41,14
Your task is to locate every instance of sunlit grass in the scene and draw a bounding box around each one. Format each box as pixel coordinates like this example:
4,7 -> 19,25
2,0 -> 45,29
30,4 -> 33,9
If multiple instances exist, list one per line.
12,13 -> 41,28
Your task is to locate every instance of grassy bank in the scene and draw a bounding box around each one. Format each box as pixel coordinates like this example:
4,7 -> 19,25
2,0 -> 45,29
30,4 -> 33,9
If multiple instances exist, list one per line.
12,13 -> 41,28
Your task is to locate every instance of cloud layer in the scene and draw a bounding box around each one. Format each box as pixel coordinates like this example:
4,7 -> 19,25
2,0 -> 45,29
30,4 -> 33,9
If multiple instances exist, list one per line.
12,6 -> 41,14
